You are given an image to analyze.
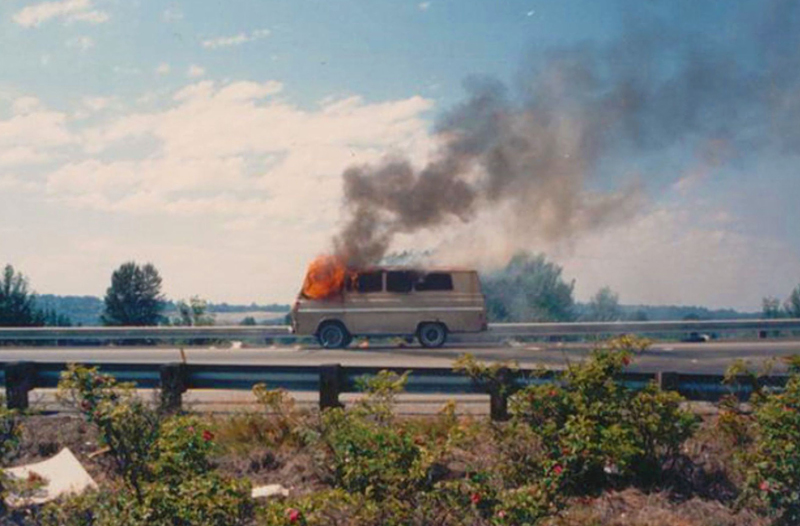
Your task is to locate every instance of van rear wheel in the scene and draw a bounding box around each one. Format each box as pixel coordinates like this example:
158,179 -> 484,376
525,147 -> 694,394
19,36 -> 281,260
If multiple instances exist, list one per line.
418,322 -> 447,348
317,322 -> 349,349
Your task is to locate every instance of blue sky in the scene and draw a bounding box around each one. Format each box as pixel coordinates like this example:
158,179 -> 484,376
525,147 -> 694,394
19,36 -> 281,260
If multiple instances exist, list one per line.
0,0 -> 798,310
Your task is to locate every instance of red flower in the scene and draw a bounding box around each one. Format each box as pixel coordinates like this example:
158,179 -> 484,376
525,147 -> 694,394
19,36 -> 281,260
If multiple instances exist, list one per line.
470,492 -> 481,505
760,480 -> 770,492
621,356 -> 631,366
286,508 -> 301,523
553,465 -> 563,475
549,389 -> 558,397
202,430 -> 214,442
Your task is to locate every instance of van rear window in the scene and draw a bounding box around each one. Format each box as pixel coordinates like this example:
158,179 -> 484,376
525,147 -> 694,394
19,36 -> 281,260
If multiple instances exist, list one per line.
415,272 -> 453,291
386,271 -> 414,293
356,271 -> 383,293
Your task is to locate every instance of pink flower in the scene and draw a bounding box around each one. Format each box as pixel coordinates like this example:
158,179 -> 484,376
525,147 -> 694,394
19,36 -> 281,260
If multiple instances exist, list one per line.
553,465 -> 563,475
497,510 -> 507,518
286,508 -> 301,523
470,492 -> 481,505
202,430 -> 214,442
760,480 -> 770,492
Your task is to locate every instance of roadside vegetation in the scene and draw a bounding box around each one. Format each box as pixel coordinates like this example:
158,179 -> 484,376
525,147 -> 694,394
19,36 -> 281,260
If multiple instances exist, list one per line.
0,337 -> 794,524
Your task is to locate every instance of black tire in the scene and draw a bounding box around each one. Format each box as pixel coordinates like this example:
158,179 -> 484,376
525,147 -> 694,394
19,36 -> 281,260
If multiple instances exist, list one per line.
317,321 -> 349,349
418,322 -> 447,348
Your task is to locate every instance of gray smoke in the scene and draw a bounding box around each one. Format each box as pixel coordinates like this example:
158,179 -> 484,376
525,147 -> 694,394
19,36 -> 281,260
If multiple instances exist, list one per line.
333,0 -> 800,268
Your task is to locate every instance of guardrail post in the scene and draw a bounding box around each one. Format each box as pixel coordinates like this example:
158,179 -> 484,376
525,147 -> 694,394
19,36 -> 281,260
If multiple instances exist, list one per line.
5,362 -> 35,410
489,367 -> 513,422
319,364 -> 343,410
160,363 -> 187,412
658,372 -> 681,392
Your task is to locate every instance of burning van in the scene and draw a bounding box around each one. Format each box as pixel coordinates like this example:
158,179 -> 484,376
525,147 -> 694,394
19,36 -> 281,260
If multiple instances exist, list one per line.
291,258 -> 487,348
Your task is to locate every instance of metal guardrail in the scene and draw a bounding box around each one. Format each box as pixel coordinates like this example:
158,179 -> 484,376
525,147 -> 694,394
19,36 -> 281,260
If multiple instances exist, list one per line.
0,361 -> 789,420
0,318 -> 798,343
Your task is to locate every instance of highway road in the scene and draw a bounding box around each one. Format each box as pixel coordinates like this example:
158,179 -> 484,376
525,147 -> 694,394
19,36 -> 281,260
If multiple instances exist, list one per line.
2,340 -> 800,374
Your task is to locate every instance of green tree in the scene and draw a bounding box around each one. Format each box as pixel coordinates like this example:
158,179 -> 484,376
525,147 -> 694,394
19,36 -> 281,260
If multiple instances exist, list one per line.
762,296 -> 784,319
628,309 -> 649,322
482,252 -> 575,322
102,262 -> 165,326
585,286 -> 622,322
240,316 -> 257,326
0,264 -> 45,327
172,296 -> 214,326
785,285 -> 800,318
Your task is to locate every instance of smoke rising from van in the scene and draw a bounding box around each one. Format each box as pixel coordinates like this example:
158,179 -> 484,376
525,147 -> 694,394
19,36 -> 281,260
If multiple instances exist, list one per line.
333,0 -> 800,268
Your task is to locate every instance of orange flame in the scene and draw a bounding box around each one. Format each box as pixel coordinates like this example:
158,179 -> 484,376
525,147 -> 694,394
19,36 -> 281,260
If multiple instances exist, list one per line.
301,255 -> 347,299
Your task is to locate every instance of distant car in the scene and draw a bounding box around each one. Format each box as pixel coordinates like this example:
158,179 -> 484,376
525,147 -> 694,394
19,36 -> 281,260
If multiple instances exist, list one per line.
682,332 -> 711,343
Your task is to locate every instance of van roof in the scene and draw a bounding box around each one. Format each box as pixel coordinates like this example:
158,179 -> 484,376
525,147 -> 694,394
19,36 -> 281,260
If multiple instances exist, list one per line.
350,266 -> 478,273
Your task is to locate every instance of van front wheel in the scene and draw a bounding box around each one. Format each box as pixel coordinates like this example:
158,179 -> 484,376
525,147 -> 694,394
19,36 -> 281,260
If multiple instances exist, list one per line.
317,322 -> 349,349
418,323 -> 447,348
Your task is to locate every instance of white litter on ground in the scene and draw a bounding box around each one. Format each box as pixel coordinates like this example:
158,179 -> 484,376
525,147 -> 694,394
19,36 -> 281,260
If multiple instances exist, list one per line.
251,484 -> 290,499
4,448 -> 97,507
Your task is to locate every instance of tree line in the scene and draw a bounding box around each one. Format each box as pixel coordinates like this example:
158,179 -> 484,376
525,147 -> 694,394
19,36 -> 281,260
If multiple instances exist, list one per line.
1,255 -> 798,328
0,262 -> 211,328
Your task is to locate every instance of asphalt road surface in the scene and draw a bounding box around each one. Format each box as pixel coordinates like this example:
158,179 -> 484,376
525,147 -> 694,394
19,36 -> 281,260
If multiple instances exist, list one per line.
2,339 -> 800,374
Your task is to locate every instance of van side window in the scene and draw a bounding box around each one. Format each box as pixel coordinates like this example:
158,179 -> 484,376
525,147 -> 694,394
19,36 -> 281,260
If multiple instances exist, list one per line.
415,272 -> 453,291
356,271 -> 383,293
386,271 -> 414,293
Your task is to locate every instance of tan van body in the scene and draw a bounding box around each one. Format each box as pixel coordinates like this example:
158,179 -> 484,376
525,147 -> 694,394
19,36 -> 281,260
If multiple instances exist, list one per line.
291,268 -> 487,348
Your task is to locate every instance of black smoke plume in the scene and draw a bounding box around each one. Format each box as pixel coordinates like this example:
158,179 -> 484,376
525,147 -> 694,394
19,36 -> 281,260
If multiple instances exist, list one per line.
333,0 -> 800,268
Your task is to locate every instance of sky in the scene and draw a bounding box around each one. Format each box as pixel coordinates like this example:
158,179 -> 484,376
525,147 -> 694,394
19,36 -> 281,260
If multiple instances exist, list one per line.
0,0 -> 798,311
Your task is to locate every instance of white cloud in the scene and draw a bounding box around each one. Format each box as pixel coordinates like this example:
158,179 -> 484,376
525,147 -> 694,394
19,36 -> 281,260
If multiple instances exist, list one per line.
187,65 -> 205,78
156,62 -> 171,75
13,0 -> 109,28
11,97 -> 44,115
0,101 -> 75,148
113,66 -> 140,75
418,2 -> 431,11
0,147 -> 47,167
82,96 -> 112,112
45,79 -> 432,239
162,6 -> 183,22
201,28 -> 270,49
66,35 -> 95,51
66,9 -> 108,24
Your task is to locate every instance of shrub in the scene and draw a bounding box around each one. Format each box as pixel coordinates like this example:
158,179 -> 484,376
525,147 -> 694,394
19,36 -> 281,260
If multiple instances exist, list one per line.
509,336 -> 698,492
312,371 -> 432,502
0,399 -> 21,513
55,365 -> 253,525
252,383 -> 306,448
725,360 -> 800,524
57,365 -> 160,499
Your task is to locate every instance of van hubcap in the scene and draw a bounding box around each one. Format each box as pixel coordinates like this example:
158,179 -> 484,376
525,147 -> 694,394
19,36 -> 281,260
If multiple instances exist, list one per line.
419,324 -> 445,347
320,325 -> 345,348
